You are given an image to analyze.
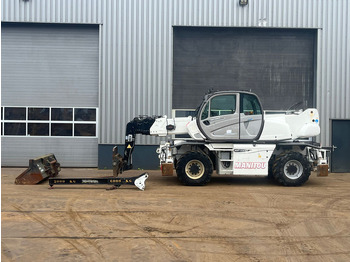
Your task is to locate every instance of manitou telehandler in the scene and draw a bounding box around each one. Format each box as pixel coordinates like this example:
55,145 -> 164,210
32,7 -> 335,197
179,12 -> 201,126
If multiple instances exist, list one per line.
118,90 -> 329,186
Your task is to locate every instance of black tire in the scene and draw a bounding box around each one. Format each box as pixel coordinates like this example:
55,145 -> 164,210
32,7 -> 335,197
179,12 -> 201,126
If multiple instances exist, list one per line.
176,151 -> 213,186
272,151 -> 311,186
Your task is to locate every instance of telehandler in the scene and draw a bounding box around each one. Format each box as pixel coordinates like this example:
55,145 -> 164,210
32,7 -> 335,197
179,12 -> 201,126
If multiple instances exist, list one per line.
119,90 -> 329,186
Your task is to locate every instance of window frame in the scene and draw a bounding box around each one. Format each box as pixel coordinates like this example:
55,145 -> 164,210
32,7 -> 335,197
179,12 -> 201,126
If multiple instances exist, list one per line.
200,94 -> 237,121
1,106 -> 98,138
240,93 -> 263,116
209,94 -> 237,117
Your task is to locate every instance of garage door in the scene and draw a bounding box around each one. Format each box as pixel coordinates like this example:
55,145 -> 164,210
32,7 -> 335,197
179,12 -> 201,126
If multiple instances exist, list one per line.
1,23 -> 99,167
173,27 -> 316,111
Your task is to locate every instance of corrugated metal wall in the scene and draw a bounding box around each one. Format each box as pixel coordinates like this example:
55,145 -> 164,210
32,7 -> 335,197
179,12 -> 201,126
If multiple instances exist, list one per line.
1,0 -> 103,24
2,0 -> 350,146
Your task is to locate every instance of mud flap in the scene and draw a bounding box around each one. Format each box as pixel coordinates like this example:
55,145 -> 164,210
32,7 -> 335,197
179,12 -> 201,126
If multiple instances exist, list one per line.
15,154 -> 61,185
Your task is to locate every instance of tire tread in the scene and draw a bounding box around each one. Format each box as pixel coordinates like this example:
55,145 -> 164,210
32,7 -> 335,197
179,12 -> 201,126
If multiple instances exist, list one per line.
176,151 -> 213,186
272,151 -> 311,186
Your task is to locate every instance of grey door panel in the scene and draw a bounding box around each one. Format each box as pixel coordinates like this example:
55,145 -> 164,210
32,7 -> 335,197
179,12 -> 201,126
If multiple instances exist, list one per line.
199,93 -> 239,140
239,114 -> 263,140
239,93 -> 263,139
201,114 -> 240,139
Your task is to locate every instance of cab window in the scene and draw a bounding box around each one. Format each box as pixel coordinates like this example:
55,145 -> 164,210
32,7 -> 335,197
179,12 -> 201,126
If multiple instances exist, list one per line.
201,95 -> 236,120
210,95 -> 236,117
241,94 -> 262,115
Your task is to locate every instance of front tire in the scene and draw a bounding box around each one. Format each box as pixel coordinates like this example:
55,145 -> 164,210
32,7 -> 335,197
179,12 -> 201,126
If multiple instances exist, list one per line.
176,151 -> 213,186
272,152 -> 311,186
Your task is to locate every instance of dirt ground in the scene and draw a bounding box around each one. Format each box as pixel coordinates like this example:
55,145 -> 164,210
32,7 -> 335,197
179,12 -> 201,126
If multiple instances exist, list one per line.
1,168 -> 350,262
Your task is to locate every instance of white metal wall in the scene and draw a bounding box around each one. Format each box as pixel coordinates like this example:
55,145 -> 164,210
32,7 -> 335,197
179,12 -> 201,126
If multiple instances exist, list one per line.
2,0 -> 350,147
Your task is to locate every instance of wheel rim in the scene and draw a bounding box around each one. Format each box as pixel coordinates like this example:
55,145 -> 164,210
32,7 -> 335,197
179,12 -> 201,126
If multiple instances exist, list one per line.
185,160 -> 205,179
284,160 -> 303,179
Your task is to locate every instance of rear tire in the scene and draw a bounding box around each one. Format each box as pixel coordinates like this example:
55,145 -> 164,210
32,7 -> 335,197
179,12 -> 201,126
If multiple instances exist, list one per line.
272,151 -> 311,186
176,151 -> 213,186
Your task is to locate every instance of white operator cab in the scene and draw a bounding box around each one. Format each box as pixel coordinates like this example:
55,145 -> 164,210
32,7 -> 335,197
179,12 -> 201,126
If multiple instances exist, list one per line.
198,92 -> 264,140
152,91 -> 328,187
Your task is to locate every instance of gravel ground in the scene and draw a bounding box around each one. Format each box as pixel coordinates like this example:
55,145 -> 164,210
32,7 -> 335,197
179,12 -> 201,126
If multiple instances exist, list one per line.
2,168 -> 350,262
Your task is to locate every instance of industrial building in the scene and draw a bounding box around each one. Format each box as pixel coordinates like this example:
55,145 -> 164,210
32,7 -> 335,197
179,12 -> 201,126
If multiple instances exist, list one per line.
1,0 -> 349,172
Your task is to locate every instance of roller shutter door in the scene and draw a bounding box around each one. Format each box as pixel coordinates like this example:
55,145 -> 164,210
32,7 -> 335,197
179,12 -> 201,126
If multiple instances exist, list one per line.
173,27 -> 316,111
1,23 -> 99,167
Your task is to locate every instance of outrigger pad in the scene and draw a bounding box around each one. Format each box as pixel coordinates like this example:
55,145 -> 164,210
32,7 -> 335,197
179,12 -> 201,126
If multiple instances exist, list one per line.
15,154 -> 61,185
49,173 -> 149,191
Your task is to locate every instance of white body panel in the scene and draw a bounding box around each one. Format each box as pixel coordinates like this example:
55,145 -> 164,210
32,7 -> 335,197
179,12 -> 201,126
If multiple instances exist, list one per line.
186,120 -> 206,140
260,109 -> 320,141
259,115 -> 292,140
150,116 -> 191,136
206,144 -> 276,175
285,109 -> 320,139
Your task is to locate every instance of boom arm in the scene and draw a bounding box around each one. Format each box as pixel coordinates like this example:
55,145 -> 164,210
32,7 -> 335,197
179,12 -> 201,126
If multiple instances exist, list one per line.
117,115 -> 192,173
122,116 -> 158,170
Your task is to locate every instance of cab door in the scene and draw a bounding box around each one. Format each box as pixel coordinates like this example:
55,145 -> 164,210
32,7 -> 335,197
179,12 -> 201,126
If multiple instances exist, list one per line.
239,93 -> 264,140
198,93 -> 240,140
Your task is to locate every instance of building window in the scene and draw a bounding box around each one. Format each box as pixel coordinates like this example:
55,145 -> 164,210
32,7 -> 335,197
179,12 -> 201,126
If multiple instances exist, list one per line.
52,108 -> 73,121
75,108 -> 96,121
1,107 -> 98,137
51,123 -> 73,136
74,124 -> 96,136
4,123 -> 26,136
28,108 -> 50,120
28,123 -> 49,136
5,107 -> 26,120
